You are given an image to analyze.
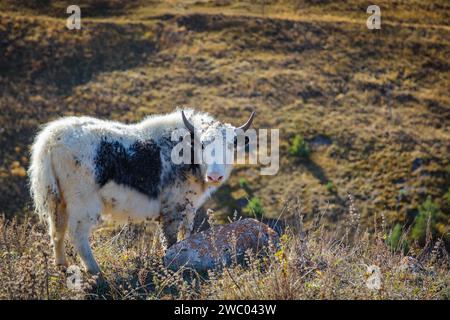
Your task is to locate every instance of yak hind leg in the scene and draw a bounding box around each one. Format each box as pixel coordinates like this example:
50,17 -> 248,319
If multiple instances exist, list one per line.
49,200 -> 69,267
66,198 -> 102,274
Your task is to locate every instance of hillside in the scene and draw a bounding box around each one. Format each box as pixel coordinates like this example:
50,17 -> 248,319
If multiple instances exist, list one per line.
0,0 -> 449,300
0,1 -> 449,241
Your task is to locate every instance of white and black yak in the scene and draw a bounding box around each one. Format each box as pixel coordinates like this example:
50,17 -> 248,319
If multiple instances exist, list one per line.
28,109 -> 254,274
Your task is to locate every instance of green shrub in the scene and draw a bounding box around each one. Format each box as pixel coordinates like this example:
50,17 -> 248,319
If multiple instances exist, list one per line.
387,223 -> 409,254
325,181 -> 337,193
411,197 -> 439,245
288,135 -> 310,159
239,178 -> 249,189
244,197 -> 264,219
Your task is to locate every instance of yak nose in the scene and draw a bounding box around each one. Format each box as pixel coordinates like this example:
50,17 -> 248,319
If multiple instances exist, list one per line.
207,173 -> 223,183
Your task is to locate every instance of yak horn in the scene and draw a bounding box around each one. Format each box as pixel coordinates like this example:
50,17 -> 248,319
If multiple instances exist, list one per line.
237,111 -> 255,132
181,110 -> 195,133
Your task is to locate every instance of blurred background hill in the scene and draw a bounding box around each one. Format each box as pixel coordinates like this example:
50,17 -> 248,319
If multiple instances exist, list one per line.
0,0 -> 449,247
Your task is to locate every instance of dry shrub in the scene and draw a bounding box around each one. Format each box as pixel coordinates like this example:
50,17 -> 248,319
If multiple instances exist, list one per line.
0,215 -> 92,299
197,199 -> 449,300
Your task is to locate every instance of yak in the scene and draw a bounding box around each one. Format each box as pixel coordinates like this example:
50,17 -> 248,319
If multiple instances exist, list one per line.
28,109 -> 254,274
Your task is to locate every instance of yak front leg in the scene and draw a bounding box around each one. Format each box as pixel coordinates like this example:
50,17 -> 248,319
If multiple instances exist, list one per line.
177,206 -> 196,242
161,218 -> 180,248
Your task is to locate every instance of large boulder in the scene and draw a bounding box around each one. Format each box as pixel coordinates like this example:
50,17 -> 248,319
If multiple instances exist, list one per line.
164,218 -> 279,272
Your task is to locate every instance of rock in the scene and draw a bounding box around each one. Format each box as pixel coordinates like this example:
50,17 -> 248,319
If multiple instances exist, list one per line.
164,218 -> 279,272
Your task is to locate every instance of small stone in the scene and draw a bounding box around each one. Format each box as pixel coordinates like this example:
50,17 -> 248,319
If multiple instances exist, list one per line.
164,218 -> 279,272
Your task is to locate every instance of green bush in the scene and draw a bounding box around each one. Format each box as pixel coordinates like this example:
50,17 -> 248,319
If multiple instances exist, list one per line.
288,135 -> 310,159
239,178 -> 249,189
325,181 -> 337,193
387,223 -> 409,254
244,197 -> 264,219
411,197 -> 439,245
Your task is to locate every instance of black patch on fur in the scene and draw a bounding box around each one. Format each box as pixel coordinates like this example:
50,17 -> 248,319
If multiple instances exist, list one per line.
158,135 -> 201,186
94,138 -> 162,198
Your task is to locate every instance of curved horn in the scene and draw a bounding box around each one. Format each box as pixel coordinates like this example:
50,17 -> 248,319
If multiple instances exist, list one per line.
237,111 -> 255,132
181,110 -> 195,134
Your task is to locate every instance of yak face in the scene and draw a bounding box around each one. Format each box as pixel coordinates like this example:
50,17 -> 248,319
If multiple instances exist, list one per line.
181,110 -> 255,186
198,123 -> 236,186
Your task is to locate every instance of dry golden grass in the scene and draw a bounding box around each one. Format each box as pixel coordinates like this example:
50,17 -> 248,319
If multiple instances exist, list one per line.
0,198 -> 448,300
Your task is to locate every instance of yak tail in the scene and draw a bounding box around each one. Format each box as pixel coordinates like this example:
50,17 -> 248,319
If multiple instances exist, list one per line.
28,127 -> 59,223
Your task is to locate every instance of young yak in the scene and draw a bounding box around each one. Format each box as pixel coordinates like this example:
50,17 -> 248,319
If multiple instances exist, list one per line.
28,109 -> 254,274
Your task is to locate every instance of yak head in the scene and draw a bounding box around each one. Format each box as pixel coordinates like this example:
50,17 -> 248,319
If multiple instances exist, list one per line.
181,110 -> 255,186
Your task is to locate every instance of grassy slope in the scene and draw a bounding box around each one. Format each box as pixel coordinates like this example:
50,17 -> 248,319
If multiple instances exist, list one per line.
1,1 -> 449,232
0,0 -> 449,300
